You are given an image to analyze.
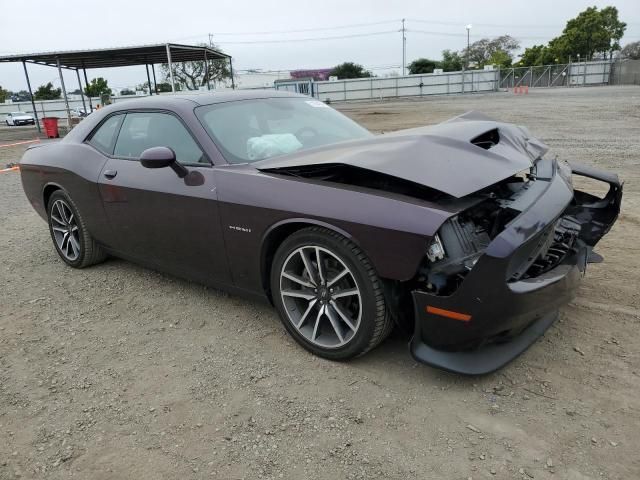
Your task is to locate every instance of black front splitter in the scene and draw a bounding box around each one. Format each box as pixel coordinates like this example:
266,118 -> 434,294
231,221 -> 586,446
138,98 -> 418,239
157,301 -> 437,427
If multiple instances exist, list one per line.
409,310 -> 558,375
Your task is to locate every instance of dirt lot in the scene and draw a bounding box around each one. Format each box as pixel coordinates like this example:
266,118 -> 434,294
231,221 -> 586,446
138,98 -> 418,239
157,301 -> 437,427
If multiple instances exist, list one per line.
1,86 -> 639,480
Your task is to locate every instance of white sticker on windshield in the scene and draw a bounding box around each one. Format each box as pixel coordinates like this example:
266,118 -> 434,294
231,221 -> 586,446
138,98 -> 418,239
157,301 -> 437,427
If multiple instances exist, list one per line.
305,100 -> 330,108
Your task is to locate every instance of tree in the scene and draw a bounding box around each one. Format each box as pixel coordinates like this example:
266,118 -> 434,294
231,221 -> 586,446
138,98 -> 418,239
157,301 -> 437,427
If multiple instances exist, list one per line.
516,6 -> 627,64
34,82 -> 61,100
408,58 -> 440,74
0,85 -> 8,103
84,77 -> 112,97
599,6 -> 627,54
518,44 -> 560,66
462,35 -> 520,68
139,81 -> 174,93
546,6 -> 626,61
487,50 -> 513,68
440,49 -> 463,72
120,88 -> 136,96
621,41 -> 640,59
161,43 -> 230,90
329,62 -> 372,79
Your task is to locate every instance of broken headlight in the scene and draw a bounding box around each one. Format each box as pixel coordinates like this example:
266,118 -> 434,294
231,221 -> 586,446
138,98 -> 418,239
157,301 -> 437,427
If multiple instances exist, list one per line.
421,214 -> 492,295
426,234 -> 445,262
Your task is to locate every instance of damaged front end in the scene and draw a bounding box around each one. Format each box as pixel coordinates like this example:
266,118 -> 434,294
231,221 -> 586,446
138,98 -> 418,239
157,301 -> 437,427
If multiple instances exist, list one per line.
256,110 -> 622,374
410,157 -> 622,374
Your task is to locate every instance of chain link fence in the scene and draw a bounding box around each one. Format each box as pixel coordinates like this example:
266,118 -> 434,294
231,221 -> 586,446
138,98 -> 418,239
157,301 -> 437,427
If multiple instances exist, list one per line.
499,61 -> 612,89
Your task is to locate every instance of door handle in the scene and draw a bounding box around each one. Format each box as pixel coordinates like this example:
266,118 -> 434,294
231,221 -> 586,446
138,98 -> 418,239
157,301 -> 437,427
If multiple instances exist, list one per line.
103,169 -> 117,179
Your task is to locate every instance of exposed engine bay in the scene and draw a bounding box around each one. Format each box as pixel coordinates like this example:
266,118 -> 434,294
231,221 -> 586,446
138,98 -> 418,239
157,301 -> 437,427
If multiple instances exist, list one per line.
262,163 -> 450,203
416,164 -> 584,296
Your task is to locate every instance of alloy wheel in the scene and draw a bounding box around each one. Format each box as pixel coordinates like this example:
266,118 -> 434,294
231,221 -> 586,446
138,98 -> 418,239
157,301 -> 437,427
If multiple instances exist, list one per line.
279,245 -> 362,349
50,199 -> 81,261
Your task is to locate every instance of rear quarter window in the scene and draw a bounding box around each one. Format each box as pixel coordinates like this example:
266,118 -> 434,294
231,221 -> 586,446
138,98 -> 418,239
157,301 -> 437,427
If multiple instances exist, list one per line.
87,114 -> 124,155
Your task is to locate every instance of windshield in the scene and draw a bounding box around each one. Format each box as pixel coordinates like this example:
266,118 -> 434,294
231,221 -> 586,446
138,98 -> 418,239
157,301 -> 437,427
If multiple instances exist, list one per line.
11,112 -> 26,116
195,97 -> 372,164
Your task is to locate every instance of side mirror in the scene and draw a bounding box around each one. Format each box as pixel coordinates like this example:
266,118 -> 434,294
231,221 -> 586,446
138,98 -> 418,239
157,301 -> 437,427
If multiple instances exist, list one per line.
140,146 -> 188,178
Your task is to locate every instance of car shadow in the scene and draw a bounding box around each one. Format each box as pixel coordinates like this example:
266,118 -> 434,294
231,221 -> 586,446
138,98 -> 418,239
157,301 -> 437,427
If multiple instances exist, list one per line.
90,257 -> 498,384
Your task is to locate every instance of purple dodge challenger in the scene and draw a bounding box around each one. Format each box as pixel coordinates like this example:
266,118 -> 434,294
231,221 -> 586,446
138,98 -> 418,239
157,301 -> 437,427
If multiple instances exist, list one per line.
19,91 -> 622,374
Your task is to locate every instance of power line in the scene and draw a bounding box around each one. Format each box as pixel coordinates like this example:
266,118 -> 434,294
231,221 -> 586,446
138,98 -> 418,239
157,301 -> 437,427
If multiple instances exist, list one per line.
409,18 -> 563,29
214,30 -> 398,45
409,29 -> 555,40
177,17 -> 640,40
200,26 -> 640,46
409,18 -> 640,29
210,20 -> 400,35
166,20 -> 401,42
410,29 -> 640,41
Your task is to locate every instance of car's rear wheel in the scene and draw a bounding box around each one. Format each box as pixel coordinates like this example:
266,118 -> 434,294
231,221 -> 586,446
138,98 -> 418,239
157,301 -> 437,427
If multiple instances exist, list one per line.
47,190 -> 107,268
271,227 -> 393,360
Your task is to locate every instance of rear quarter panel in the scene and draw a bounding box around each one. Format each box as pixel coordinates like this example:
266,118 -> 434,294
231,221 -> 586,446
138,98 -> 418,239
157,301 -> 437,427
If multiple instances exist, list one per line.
20,142 -> 112,244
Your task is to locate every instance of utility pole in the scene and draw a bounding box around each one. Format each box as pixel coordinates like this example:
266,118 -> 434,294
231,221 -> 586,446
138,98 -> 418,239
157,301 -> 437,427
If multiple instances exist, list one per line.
207,33 -> 214,90
465,24 -> 472,69
401,19 -> 406,76
463,24 -> 472,94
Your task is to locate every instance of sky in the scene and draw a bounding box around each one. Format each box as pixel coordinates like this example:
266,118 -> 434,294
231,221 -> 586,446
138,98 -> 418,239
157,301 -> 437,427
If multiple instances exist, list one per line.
1,0 -> 639,92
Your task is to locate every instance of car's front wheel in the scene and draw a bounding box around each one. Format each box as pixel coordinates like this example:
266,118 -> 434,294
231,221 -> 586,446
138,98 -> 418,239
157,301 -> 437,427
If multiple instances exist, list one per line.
47,190 -> 107,268
271,227 -> 393,360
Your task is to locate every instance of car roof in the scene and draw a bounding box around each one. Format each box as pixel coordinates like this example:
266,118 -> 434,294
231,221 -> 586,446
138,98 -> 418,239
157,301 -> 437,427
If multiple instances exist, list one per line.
63,89 -> 310,144
109,89 -> 306,110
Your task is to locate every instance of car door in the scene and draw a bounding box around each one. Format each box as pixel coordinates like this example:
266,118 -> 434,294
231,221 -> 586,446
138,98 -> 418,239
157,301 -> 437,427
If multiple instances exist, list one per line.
97,110 -> 231,285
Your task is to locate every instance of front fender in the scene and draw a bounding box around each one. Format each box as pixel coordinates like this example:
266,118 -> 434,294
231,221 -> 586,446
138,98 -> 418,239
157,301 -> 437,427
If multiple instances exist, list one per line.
216,166 -> 457,294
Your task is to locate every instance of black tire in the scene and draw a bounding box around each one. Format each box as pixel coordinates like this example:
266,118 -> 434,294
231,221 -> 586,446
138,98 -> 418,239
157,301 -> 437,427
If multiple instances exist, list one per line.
47,190 -> 107,268
271,227 -> 393,360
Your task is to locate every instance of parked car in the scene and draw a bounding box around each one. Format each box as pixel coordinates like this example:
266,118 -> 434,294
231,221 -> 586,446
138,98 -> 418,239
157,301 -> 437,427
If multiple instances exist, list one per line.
5,111 -> 35,126
71,107 -> 94,118
18,91 -> 622,374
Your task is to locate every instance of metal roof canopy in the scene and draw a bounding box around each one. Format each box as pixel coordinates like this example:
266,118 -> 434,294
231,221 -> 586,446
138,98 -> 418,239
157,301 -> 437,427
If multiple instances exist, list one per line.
0,43 -> 234,133
0,43 -> 230,69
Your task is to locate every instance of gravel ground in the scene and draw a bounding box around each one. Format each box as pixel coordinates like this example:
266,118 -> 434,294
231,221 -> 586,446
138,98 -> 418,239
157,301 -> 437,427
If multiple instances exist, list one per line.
1,86 -> 639,480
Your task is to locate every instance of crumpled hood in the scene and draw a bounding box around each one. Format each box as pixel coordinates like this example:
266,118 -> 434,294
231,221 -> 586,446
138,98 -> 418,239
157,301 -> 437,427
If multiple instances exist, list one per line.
255,111 -> 549,198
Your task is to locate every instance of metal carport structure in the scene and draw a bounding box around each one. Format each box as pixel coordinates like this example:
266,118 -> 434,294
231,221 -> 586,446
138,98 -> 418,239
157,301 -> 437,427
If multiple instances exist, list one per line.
0,43 -> 233,133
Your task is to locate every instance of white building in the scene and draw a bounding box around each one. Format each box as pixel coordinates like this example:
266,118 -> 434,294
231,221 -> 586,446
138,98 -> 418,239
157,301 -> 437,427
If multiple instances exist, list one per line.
217,70 -> 291,90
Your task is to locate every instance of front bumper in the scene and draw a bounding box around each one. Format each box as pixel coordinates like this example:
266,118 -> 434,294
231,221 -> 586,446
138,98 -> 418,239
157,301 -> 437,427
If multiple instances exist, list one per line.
410,160 -> 622,375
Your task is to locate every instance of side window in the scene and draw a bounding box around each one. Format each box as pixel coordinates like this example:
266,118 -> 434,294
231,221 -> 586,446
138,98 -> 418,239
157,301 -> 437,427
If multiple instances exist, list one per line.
114,112 -> 207,165
87,114 -> 123,154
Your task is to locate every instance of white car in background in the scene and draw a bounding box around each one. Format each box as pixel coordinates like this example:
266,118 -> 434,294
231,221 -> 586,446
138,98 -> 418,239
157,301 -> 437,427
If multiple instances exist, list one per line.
5,111 -> 36,126
71,107 -> 89,118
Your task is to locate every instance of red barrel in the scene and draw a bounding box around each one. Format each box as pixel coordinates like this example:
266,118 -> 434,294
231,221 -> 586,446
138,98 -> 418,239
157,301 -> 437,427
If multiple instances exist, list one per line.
42,117 -> 60,138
